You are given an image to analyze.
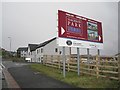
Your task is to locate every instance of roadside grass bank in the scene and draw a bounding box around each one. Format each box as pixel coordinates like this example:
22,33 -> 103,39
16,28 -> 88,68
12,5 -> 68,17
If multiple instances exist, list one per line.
0,51 -> 2,56
29,63 -> 119,89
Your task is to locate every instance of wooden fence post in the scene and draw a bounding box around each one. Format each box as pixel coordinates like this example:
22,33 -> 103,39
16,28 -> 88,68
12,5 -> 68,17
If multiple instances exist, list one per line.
43,55 -> 44,64
51,55 -> 53,67
106,57 -> 108,66
96,55 -> 99,78
118,54 -> 120,81
43,55 -> 46,65
45,55 -> 47,65
58,55 -> 60,69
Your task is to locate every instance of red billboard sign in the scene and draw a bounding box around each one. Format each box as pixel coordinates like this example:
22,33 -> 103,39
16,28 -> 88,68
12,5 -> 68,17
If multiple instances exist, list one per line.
58,10 -> 103,43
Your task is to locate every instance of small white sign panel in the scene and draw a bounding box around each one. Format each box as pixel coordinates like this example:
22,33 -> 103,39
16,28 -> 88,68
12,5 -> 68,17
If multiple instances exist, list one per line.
57,37 -> 103,49
25,58 -> 31,61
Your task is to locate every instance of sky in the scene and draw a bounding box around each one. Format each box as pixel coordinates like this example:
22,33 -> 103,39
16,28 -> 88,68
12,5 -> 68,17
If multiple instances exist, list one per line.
1,1 -> 119,56
118,2 -> 120,53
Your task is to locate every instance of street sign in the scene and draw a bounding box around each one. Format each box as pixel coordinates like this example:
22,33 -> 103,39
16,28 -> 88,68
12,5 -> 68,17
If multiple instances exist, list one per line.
58,10 -> 103,49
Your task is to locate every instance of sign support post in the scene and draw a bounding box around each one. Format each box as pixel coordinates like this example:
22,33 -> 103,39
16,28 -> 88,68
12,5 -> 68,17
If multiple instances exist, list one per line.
97,49 -> 100,56
62,46 -> 66,78
96,49 -> 100,78
77,47 -> 80,76
97,49 -> 100,64
87,48 -> 90,63
69,47 -> 71,55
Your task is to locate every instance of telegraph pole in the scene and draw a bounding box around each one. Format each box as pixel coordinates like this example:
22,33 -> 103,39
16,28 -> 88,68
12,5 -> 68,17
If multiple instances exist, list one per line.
8,37 -> 11,52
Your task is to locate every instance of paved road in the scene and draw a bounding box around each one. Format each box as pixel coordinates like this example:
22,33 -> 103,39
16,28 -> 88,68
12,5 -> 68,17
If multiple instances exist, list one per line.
0,56 -> 2,89
2,60 -> 30,88
2,60 -> 30,69
3,61 -> 75,88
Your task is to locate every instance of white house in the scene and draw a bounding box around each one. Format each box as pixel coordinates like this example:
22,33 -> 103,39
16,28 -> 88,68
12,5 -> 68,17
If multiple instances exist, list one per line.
17,47 -> 28,58
27,37 -> 70,63
26,44 -> 39,62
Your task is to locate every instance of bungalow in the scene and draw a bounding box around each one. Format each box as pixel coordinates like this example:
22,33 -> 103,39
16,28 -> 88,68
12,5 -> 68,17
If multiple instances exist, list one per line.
17,47 -> 28,58
27,37 -> 70,63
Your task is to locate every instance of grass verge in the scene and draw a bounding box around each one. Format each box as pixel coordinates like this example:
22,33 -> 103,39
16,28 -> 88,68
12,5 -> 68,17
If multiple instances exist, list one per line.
29,63 -> 120,88
0,51 -> 2,56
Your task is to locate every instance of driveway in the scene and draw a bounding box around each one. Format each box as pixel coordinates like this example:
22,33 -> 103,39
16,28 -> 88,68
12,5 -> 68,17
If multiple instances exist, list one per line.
3,61 -> 75,88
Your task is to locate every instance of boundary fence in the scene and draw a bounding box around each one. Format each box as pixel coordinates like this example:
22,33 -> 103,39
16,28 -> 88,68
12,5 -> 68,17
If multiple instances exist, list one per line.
43,55 -> 119,80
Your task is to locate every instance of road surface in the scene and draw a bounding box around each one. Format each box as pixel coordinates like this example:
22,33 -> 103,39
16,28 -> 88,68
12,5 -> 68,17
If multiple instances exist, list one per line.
2,60 -> 75,88
0,56 -> 2,89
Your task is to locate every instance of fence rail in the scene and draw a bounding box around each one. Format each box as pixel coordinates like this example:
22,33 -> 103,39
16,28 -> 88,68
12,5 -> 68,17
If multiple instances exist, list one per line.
43,55 -> 119,80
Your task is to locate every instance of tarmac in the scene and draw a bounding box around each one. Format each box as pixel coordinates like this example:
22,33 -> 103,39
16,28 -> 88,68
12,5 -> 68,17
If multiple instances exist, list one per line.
2,60 -> 75,88
8,65 -> 75,88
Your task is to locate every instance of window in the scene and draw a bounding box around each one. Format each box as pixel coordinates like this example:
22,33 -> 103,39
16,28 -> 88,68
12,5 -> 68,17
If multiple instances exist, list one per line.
59,51 -> 62,54
55,48 -> 58,52
41,48 -> 43,53
41,57 -> 43,60
37,50 -> 39,54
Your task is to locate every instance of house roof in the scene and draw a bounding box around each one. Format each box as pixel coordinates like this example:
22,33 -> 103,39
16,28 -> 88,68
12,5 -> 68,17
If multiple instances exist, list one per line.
28,37 -> 56,52
17,47 -> 28,51
115,53 -> 120,56
36,37 -> 56,49
28,44 -> 39,52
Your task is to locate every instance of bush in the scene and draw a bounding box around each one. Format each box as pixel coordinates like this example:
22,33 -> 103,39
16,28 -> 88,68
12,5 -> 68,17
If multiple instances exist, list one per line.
12,57 -> 25,62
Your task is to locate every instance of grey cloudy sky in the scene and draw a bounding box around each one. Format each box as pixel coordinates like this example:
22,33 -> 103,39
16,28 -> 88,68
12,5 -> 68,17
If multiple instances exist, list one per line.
118,1 -> 120,54
1,2 -> 118,56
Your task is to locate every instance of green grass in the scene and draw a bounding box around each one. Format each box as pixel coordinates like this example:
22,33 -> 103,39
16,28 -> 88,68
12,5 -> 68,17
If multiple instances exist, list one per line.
0,51 -> 2,56
29,63 -> 120,88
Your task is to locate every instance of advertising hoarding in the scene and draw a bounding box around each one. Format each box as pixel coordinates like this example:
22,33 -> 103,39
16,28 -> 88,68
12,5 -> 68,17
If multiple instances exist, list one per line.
57,10 -> 103,49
